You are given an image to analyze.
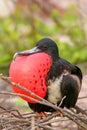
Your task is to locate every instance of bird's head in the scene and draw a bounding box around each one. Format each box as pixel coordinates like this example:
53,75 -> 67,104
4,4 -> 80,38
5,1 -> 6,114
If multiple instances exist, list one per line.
13,38 -> 59,61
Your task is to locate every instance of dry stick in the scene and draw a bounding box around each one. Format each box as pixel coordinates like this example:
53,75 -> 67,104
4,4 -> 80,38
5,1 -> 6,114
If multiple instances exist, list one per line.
0,118 -> 31,129
78,96 -> 87,99
75,105 -> 87,116
40,112 -> 60,123
41,118 -> 69,126
0,93 -> 86,129
0,91 -> 43,105
0,74 -> 64,114
28,124 -> 54,130
58,96 -> 66,107
0,96 -> 86,130
1,117 -> 33,127
29,122 -> 55,130
5,125 -> 24,130
36,124 -> 54,130
31,117 -> 35,130
0,76 -> 86,129
0,117 -> 30,122
0,74 -> 87,129
0,107 -> 36,119
0,91 -> 58,111
0,74 -> 44,101
13,116 -> 55,130
0,74 -> 72,114
0,74 -> 58,109
0,106 -> 22,118
22,113 -> 37,118
62,109 -> 87,129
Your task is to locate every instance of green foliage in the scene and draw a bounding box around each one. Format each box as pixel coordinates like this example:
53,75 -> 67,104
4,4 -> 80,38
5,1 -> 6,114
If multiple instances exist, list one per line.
0,4 -> 87,74
15,98 -> 31,112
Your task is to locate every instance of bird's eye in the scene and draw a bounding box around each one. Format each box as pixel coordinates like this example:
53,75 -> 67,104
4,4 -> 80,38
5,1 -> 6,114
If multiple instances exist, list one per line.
43,45 -> 47,50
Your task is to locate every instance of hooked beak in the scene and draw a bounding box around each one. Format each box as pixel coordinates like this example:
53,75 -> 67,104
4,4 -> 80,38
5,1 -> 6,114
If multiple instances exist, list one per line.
13,47 -> 41,60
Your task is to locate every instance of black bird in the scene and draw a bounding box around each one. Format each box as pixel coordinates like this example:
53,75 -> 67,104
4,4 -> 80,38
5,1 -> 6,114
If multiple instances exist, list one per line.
13,38 -> 82,112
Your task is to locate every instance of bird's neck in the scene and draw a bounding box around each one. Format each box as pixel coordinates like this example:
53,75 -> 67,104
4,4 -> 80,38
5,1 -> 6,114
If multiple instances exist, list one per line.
47,59 -> 58,81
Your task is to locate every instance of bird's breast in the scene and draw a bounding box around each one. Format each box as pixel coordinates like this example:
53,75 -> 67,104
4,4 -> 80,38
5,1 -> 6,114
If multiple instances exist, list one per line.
47,75 -> 63,104
9,52 -> 52,103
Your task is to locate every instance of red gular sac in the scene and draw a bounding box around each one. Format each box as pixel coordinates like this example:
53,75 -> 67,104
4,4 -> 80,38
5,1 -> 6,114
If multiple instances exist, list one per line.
9,52 -> 52,103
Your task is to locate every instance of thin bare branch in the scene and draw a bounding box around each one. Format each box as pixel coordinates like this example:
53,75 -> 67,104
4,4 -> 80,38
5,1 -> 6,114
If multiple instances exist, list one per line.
0,74 -> 87,130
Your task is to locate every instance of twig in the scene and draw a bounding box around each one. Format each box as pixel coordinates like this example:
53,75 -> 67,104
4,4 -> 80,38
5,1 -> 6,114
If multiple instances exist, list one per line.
0,74 -> 87,130
75,105 -> 87,115
0,74 -> 60,110
31,117 -> 35,130
0,74 -> 43,101
78,95 -> 87,99
40,112 -> 60,123
58,96 -> 66,107
0,106 -> 22,118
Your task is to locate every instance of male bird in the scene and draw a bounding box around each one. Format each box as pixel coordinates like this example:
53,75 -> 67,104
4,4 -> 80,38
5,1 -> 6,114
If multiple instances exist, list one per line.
9,38 -> 82,112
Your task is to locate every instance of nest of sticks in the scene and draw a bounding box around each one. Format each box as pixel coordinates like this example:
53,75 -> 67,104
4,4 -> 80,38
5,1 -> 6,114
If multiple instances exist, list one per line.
0,74 -> 87,130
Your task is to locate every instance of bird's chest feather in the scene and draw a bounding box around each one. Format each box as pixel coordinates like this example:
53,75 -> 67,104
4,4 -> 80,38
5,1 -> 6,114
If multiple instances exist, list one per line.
9,53 -> 52,103
47,75 -> 64,104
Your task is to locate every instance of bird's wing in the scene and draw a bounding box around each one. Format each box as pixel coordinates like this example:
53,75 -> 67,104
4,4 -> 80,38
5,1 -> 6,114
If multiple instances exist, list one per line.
57,57 -> 82,81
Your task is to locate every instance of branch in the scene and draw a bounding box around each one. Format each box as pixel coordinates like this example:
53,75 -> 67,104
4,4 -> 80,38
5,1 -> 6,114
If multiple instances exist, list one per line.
0,74 -> 87,130
78,96 -> 87,99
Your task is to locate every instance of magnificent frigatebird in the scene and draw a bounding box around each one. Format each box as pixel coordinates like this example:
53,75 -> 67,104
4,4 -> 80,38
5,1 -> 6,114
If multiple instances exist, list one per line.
9,38 -> 82,112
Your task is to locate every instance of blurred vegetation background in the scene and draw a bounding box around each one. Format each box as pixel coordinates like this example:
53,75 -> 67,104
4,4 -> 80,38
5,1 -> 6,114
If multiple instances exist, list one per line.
0,0 -> 87,74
